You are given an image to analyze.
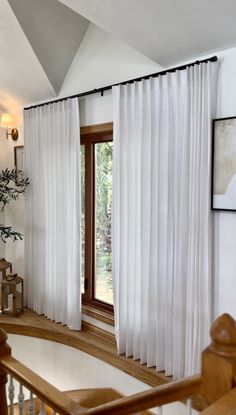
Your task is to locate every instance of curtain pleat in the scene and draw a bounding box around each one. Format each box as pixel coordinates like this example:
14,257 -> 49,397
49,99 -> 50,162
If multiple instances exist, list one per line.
112,61 -> 219,378
24,98 -> 81,330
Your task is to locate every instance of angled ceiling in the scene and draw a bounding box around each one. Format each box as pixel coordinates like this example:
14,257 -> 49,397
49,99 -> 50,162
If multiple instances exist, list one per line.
8,0 -> 89,94
58,0 -> 236,66
0,0 -> 56,112
1,0 -> 236,112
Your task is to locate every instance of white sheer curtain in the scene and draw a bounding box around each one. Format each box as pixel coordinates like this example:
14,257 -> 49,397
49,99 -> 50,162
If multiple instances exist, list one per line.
24,98 -> 81,330
112,61 -> 219,378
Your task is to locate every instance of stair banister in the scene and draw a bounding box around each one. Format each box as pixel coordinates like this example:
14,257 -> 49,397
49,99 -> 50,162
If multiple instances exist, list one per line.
0,328 -> 88,415
0,328 -> 11,415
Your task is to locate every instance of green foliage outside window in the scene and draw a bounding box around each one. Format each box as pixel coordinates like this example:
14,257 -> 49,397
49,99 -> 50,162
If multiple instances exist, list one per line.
95,142 -> 113,303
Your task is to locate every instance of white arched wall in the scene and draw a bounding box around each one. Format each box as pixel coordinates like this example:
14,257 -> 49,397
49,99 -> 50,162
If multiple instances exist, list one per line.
8,334 -> 198,415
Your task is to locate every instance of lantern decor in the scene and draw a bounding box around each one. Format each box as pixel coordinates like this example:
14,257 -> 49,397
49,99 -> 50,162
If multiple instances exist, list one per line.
0,273 -> 24,316
0,258 -> 12,280
0,258 -> 13,313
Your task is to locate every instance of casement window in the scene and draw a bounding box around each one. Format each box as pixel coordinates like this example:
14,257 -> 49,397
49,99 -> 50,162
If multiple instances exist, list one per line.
81,124 -> 113,313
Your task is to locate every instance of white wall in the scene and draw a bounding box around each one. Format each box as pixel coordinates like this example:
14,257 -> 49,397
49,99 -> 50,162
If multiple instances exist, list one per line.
60,24 -> 161,97
61,22 -> 161,126
213,47 -> 236,319
2,111 -> 25,275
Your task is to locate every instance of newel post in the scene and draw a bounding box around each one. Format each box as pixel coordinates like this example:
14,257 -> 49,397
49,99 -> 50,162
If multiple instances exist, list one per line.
201,313 -> 236,404
0,328 -> 11,415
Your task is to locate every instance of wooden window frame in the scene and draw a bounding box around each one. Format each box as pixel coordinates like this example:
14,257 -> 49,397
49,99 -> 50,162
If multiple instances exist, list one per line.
81,123 -> 113,314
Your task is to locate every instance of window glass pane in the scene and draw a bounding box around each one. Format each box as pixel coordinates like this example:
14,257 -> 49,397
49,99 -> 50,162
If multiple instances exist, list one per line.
95,142 -> 113,304
80,145 -> 85,294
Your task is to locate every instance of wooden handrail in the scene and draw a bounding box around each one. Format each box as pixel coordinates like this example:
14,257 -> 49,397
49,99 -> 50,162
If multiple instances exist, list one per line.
0,329 -> 11,415
0,351 -> 202,415
85,375 -> 201,415
0,354 -> 87,415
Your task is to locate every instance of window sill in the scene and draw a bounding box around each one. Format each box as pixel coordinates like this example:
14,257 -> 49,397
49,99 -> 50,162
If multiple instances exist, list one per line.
82,304 -> 114,327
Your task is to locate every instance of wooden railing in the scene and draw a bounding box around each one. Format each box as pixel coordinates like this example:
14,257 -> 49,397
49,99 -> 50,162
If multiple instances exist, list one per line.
85,376 -> 201,415
1,313 -> 236,414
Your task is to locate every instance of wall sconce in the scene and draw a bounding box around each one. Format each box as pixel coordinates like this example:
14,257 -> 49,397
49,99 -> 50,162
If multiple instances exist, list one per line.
0,113 -> 19,141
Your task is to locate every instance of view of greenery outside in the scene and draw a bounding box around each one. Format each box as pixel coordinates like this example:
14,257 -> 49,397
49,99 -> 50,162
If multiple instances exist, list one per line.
80,145 -> 85,294
95,142 -> 113,304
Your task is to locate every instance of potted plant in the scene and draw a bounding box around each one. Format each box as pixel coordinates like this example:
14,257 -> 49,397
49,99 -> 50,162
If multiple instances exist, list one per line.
0,168 -> 29,242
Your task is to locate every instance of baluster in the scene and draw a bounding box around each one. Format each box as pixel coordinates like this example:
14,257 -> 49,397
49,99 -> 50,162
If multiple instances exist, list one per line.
39,401 -> 46,415
8,375 -> 15,415
18,383 -> 25,415
157,406 -> 163,415
186,398 -> 192,415
0,328 -> 11,415
28,391 -> 35,415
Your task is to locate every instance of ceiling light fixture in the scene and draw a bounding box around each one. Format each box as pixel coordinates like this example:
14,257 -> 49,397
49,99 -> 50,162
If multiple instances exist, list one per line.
0,113 -> 18,141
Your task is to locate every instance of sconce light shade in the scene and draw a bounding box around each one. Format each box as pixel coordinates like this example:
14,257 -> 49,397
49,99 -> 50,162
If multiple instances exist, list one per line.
0,113 -> 13,127
0,113 -> 18,141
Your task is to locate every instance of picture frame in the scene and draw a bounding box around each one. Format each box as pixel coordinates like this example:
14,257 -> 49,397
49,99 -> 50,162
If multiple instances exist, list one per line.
14,145 -> 24,171
212,116 -> 236,211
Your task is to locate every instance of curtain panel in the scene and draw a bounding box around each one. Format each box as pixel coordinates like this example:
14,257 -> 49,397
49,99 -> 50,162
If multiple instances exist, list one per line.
24,98 -> 81,330
112,61 -> 219,378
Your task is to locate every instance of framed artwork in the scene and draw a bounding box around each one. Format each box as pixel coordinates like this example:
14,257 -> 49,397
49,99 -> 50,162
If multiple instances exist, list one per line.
14,145 -> 24,171
212,117 -> 236,211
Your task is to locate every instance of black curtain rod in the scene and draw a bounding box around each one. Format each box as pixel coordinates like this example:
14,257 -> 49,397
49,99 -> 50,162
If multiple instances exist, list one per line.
24,55 -> 217,111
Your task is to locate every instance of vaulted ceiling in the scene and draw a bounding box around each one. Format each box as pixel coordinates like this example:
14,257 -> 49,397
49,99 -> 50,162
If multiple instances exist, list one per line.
8,0 -> 89,95
1,0 -> 236,112
59,0 -> 236,66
